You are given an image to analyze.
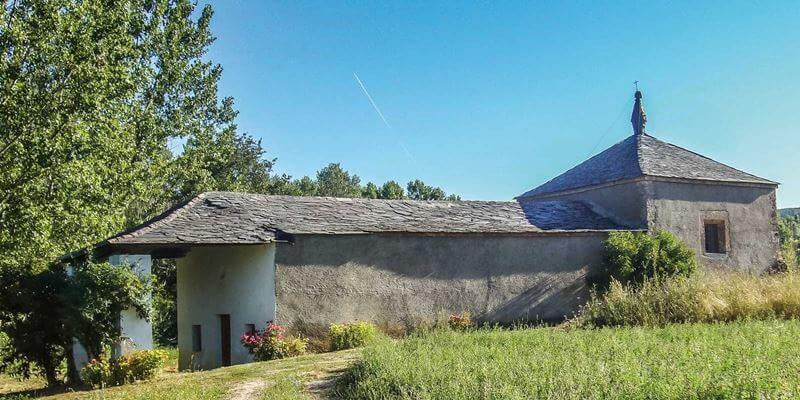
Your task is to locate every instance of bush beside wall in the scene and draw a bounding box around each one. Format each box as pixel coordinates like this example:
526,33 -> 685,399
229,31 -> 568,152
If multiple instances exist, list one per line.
329,322 -> 379,351
80,349 -> 168,388
598,230 -> 697,288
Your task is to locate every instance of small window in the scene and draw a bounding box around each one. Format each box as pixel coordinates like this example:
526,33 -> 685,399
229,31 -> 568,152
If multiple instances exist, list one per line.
704,221 -> 727,254
192,325 -> 202,352
245,324 -> 256,335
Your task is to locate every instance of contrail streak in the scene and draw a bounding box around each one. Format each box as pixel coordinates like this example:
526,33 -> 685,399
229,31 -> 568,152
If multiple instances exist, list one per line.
352,72 -> 417,164
353,72 -> 391,129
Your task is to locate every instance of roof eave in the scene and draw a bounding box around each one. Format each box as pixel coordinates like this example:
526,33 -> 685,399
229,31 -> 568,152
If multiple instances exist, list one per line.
517,175 -> 778,201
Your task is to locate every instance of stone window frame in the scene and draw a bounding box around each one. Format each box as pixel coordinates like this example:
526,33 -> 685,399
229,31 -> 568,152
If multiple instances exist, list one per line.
699,211 -> 730,259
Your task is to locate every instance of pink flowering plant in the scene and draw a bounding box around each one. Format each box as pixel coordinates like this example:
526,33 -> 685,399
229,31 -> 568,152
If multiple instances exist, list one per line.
448,312 -> 474,331
241,322 -> 307,361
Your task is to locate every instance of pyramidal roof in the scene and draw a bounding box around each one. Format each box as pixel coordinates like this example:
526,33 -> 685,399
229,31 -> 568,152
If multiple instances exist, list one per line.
518,133 -> 776,199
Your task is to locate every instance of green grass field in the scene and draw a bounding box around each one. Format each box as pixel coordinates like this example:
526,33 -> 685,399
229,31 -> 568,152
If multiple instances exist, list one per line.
337,320 -> 800,399
3,320 -> 800,399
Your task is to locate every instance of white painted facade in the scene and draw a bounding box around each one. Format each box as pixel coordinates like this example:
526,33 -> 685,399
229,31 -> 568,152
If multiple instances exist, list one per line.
71,254 -> 153,369
176,244 -> 276,371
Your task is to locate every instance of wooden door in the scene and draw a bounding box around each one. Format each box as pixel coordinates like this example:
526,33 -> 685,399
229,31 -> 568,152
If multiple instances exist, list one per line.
220,314 -> 231,367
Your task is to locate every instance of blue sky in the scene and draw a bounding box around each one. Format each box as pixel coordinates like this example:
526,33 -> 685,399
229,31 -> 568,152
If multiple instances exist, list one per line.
202,1 -> 800,207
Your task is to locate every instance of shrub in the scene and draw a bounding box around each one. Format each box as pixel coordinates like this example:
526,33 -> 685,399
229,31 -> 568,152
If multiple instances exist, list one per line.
576,271 -> 800,328
447,312 -> 473,331
122,349 -> 169,381
241,322 -> 308,361
80,355 -> 113,388
79,349 -> 167,388
598,230 -> 697,288
329,322 -> 379,351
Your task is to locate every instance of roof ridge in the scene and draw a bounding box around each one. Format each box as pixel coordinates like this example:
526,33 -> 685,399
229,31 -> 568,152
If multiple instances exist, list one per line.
634,134 -> 647,176
210,191 -> 522,205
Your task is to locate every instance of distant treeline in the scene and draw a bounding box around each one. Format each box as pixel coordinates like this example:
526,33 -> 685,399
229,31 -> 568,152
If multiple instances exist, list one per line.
780,208 -> 800,218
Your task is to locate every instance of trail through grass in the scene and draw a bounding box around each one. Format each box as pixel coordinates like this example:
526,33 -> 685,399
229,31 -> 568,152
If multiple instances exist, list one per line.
0,350 -> 357,400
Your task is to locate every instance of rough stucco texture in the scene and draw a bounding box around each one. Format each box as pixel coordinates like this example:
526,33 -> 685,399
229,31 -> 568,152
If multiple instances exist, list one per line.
177,245 -> 276,371
274,234 -> 606,330
644,181 -> 779,273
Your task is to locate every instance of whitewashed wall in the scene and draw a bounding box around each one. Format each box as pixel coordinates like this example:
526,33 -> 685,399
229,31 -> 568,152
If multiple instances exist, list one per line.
176,245 -> 276,370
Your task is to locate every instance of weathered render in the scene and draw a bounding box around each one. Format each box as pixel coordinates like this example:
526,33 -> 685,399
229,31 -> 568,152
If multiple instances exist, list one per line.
275,233 -> 605,330
643,180 -> 779,272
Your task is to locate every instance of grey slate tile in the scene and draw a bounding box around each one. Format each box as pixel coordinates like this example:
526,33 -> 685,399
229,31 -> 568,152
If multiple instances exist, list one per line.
518,134 -> 776,198
104,192 -> 624,248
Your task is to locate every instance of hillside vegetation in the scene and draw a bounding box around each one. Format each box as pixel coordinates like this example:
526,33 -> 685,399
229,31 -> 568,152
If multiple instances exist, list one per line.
780,208 -> 800,217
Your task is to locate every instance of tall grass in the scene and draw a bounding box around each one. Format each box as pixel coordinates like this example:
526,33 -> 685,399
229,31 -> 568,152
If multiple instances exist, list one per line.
576,271 -> 800,327
335,320 -> 800,399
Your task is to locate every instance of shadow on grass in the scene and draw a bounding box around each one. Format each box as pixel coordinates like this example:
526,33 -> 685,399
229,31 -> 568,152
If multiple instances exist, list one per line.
1,385 -> 91,399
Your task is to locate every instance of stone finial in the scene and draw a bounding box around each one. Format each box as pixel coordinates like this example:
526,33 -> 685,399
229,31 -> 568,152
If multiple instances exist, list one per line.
631,90 -> 647,135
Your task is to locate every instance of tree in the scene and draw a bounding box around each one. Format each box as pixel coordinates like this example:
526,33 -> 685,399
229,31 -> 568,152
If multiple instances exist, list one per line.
295,176 -> 318,196
151,259 -> 177,347
380,181 -> 405,200
0,0 -> 248,273
315,163 -> 362,197
0,259 -> 148,386
169,126 -> 275,202
361,182 -> 380,199
406,179 -> 459,201
0,0 -> 259,385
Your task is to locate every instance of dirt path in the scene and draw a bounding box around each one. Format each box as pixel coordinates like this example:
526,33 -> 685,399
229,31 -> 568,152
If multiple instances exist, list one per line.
304,364 -> 351,399
227,380 -> 269,400
225,351 -> 359,400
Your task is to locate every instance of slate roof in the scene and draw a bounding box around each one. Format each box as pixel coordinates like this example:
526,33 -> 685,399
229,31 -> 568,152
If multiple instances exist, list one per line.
518,133 -> 776,198
100,192 -> 625,251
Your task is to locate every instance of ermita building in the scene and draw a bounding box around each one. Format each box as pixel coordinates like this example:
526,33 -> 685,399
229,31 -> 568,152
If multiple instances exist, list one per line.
73,92 -> 780,370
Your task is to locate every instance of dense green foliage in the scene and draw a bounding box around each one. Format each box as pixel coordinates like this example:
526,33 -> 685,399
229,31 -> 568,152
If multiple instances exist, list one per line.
151,260 -> 178,346
269,163 -> 459,201
336,321 -> 800,399
598,230 -> 697,287
329,322 -> 380,351
79,349 -> 167,388
0,259 -> 148,385
779,215 -> 799,269
780,207 -> 800,218
0,0 -> 238,273
577,271 -> 800,328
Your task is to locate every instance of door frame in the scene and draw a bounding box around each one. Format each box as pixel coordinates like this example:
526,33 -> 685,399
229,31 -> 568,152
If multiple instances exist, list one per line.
219,314 -> 231,367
